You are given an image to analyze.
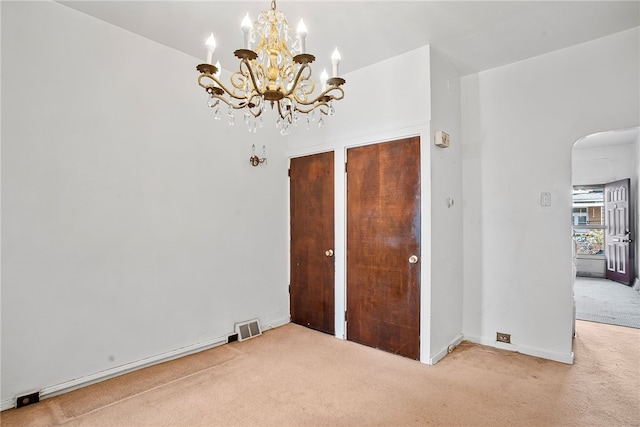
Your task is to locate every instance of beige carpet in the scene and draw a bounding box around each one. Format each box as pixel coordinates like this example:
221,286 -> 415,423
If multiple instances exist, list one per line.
2,320 -> 639,426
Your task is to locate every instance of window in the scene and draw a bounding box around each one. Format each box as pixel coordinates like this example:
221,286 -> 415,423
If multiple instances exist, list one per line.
573,207 -> 588,226
572,186 -> 604,256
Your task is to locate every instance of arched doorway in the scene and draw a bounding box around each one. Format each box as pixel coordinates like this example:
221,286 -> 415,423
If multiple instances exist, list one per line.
571,127 -> 640,330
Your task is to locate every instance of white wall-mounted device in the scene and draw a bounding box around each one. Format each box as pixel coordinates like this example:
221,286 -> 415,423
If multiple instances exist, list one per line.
434,130 -> 450,148
540,192 -> 551,207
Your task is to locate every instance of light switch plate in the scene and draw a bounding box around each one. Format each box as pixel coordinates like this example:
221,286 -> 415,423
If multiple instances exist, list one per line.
540,192 -> 551,207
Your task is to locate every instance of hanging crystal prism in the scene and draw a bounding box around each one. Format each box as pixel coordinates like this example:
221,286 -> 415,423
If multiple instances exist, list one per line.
228,106 -> 235,125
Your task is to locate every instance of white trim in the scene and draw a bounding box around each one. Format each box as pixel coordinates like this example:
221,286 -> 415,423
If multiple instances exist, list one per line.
260,316 -> 290,331
420,123 -> 433,364
336,147 -> 347,340
465,334 -> 575,365
2,319 -> 292,411
1,399 -> 15,412
42,336 -> 228,398
287,122 -> 429,159
1,335 -> 230,411
429,333 -> 464,365
575,254 -> 605,259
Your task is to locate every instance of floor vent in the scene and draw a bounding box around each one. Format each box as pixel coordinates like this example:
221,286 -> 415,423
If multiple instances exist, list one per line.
235,319 -> 262,341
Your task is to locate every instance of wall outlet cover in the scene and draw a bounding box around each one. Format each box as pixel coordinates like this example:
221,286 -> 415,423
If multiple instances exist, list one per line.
16,392 -> 40,408
496,332 -> 511,344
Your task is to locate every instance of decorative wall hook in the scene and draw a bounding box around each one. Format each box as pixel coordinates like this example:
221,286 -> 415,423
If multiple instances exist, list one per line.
250,144 -> 267,166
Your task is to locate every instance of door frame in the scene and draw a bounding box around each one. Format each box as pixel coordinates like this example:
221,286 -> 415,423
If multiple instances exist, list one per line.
287,124 -> 433,363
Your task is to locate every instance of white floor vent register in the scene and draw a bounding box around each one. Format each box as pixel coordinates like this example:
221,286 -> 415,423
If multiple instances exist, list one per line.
235,319 -> 262,341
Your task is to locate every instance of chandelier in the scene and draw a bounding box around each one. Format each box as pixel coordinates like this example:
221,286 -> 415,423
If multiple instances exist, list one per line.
196,0 -> 345,135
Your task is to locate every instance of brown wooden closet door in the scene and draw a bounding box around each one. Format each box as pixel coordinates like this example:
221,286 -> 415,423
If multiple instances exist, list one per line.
346,137 -> 421,359
290,152 -> 335,334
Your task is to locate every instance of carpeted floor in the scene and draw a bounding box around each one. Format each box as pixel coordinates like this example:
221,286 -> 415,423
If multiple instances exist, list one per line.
1,320 -> 639,427
574,277 -> 640,328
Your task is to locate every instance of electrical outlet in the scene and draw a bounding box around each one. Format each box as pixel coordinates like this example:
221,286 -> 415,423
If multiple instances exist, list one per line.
16,391 -> 39,408
496,332 -> 511,344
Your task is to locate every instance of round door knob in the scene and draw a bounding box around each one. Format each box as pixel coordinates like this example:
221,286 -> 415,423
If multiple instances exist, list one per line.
325,249 -> 334,257
409,255 -> 418,264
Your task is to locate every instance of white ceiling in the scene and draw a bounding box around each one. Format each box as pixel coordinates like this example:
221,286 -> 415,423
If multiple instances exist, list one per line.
57,1 -> 640,76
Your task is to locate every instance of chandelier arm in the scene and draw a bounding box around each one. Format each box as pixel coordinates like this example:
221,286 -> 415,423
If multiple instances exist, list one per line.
294,103 -> 327,114
295,86 -> 345,107
276,100 -> 294,123
275,100 -> 286,121
199,82 -> 250,110
198,74 -> 250,102
283,63 -> 312,98
324,86 -> 345,101
247,94 -> 264,118
203,89 -> 244,110
239,58 -> 264,97
214,94 -> 253,110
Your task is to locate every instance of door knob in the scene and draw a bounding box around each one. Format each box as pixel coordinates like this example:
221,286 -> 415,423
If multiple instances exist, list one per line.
325,249 -> 334,257
409,255 -> 418,264
623,239 -> 633,243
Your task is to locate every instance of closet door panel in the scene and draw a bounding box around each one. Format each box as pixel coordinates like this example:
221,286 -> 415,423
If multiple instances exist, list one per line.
290,152 -> 335,334
346,137 -> 421,359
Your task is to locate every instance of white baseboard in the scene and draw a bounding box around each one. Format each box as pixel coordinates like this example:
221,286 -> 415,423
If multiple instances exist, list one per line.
1,399 -> 16,412
464,334 -> 574,365
1,334 -> 229,412
428,334 -> 464,365
2,319 -> 292,412
260,316 -> 290,331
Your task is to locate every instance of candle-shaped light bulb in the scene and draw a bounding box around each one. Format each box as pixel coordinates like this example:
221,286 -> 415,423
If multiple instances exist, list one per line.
297,19 -> 308,53
206,33 -> 216,64
331,47 -> 341,77
320,68 -> 328,91
241,13 -> 253,50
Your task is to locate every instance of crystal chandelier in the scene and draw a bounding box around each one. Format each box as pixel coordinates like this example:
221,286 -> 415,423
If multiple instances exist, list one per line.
196,1 -> 345,135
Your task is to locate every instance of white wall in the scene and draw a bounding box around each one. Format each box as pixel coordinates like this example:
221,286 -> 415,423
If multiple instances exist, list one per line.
428,48 -> 464,363
573,140 -> 637,186
287,47 -> 432,150
462,28 -> 640,363
572,139 -> 637,277
1,1 -> 289,407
